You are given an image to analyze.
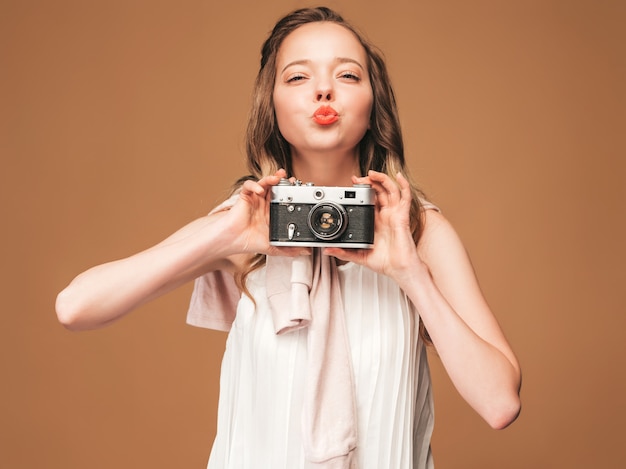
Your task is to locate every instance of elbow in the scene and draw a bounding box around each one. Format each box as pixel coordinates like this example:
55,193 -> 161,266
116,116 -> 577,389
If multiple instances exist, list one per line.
55,288 -> 88,331
486,362 -> 522,430
486,394 -> 521,430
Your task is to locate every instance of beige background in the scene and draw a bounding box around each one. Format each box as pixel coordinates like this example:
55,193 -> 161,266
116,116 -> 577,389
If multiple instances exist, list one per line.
2,0 -> 625,467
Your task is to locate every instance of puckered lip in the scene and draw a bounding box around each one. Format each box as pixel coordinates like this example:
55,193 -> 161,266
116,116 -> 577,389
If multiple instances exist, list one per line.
313,105 -> 339,125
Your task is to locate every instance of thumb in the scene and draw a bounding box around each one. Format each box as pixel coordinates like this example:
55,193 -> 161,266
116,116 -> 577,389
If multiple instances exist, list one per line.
322,247 -> 362,264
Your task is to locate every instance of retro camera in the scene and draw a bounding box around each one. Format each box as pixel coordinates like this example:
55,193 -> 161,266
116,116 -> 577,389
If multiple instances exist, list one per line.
269,178 -> 375,248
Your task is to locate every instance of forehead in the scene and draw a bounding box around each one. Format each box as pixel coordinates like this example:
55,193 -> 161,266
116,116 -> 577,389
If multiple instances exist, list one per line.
276,22 -> 368,68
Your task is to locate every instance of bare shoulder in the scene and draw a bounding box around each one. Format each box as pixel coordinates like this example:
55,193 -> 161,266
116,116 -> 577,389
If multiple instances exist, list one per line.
416,208 -> 516,348
417,209 -> 469,266
416,208 -> 483,304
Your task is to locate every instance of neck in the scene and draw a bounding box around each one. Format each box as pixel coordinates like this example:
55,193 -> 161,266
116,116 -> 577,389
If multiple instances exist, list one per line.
290,149 -> 361,187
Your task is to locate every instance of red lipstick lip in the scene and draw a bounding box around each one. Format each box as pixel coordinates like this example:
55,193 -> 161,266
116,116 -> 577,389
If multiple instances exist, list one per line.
313,105 -> 339,125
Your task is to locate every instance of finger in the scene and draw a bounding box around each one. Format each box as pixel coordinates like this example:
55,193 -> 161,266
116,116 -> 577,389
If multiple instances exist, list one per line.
351,174 -> 371,185
368,180 -> 390,208
267,246 -> 312,257
241,179 -> 265,196
396,172 -> 413,206
368,170 -> 401,204
257,174 -> 281,189
322,247 -> 363,264
365,172 -> 393,207
353,175 -> 386,207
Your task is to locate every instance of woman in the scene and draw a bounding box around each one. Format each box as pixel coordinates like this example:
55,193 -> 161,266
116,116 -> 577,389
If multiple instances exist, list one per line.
56,7 -> 521,468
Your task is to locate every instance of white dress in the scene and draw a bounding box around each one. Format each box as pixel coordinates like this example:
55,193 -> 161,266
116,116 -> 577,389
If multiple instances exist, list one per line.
205,262 -> 435,469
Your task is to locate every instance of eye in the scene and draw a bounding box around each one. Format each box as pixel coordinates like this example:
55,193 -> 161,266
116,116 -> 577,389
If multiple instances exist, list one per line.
338,71 -> 361,82
286,73 -> 307,83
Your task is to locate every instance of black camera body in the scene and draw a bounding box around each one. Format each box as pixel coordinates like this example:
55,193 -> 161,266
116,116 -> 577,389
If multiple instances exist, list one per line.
269,178 -> 375,248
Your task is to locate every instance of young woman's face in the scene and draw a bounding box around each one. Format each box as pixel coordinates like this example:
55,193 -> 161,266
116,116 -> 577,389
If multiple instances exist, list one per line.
273,22 -> 374,160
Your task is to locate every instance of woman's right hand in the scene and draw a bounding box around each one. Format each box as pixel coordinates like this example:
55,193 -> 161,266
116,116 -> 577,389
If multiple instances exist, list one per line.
221,169 -> 309,258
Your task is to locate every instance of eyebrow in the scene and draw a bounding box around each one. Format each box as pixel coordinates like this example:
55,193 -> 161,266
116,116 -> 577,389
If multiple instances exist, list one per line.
280,57 -> 365,74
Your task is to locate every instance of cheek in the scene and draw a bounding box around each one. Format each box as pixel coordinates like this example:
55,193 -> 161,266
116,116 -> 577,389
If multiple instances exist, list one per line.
272,93 -> 287,124
273,89 -> 297,120
356,90 -> 374,124
273,93 -> 298,141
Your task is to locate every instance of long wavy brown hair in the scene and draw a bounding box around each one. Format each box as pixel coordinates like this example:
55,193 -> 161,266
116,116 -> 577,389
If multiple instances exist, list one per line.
234,7 -> 431,341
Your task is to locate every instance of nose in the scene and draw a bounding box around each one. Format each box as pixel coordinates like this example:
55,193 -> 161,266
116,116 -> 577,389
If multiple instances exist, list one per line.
316,90 -> 333,101
315,82 -> 334,102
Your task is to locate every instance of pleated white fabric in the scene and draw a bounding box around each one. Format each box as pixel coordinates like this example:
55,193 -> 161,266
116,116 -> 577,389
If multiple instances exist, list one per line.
206,262 -> 435,469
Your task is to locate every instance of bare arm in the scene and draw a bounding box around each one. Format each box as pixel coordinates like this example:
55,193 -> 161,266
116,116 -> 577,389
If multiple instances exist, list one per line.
56,171 -> 306,331
402,210 -> 521,429
56,213 -> 236,330
325,171 -> 521,429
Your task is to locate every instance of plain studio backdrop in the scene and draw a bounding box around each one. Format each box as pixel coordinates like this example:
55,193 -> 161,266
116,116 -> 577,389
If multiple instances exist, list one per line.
1,0 -> 624,467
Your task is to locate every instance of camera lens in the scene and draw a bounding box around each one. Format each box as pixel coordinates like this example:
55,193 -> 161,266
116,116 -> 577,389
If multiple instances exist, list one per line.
307,203 -> 347,240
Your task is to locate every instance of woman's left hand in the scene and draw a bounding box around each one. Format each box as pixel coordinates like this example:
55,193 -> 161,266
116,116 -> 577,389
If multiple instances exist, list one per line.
323,170 -> 423,282
329,172 -> 522,429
